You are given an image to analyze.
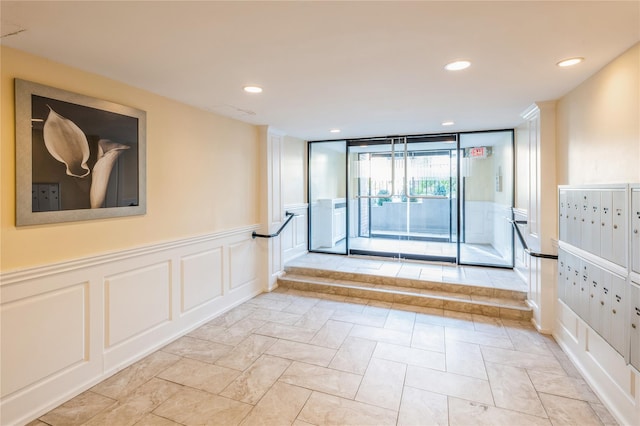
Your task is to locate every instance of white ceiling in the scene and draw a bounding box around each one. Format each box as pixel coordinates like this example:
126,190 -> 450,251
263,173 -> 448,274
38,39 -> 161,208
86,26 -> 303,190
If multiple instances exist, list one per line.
1,1 -> 639,141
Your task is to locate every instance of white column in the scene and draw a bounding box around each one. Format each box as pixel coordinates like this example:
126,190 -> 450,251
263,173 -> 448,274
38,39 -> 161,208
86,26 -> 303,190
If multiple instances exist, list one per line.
519,101 -> 557,333
258,126 -> 286,291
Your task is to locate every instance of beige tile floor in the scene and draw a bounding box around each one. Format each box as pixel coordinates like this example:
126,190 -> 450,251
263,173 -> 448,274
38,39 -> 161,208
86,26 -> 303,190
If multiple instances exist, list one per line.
30,287 -> 618,425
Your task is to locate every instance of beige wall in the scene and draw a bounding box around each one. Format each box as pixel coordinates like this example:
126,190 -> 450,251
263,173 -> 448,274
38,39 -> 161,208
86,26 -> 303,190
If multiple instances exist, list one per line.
282,135 -> 307,206
1,47 -> 260,271
556,43 -> 640,185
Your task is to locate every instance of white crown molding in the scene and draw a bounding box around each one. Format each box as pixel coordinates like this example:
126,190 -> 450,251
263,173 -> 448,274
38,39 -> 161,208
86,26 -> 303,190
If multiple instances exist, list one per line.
521,100 -> 557,120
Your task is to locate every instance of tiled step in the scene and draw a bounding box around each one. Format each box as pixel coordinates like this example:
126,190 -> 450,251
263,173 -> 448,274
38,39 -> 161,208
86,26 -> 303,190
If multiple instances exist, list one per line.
278,269 -> 532,320
284,265 -> 527,301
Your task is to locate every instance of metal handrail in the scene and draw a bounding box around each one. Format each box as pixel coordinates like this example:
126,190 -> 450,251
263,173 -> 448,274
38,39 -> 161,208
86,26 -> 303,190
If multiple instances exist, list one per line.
508,218 -> 558,260
252,212 -> 296,239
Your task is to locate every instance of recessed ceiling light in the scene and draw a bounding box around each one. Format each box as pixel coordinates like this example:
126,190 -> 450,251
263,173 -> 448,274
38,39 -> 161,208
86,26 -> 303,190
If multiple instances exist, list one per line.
330,129 -> 341,133
444,60 -> 471,71
441,121 -> 455,126
243,85 -> 263,93
556,57 -> 584,67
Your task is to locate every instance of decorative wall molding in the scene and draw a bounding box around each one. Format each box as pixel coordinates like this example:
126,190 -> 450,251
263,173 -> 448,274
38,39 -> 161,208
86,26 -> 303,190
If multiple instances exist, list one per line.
513,209 -> 529,285
105,262 -> 172,348
283,204 -> 309,264
0,225 -> 264,426
180,248 -> 224,314
555,301 -> 640,425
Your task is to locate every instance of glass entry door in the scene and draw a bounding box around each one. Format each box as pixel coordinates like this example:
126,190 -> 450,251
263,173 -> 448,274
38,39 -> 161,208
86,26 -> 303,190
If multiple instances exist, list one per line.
458,131 -> 514,267
307,132 -> 515,268
309,141 -> 348,254
348,136 -> 458,261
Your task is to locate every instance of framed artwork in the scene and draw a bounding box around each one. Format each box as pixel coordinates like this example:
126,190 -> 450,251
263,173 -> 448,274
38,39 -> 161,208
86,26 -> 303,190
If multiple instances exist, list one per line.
15,79 -> 146,226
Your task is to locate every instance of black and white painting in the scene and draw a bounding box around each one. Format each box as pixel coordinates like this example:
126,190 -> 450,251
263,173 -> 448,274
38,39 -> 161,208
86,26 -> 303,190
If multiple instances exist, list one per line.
15,79 -> 146,226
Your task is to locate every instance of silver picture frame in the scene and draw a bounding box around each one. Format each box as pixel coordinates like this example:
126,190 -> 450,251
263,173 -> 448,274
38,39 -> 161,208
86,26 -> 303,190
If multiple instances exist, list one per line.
15,79 -> 146,226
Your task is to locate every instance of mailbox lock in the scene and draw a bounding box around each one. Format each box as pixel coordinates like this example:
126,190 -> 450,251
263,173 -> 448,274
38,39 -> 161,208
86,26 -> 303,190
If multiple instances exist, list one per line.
633,324 -> 637,329
634,229 -> 638,234
602,223 -> 605,227
601,301 -> 605,306
613,225 -> 618,229
612,309 -> 617,314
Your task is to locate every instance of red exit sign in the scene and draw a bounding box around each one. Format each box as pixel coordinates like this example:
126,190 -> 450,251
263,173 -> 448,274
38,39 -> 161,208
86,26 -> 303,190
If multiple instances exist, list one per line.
469,147 -> 487,158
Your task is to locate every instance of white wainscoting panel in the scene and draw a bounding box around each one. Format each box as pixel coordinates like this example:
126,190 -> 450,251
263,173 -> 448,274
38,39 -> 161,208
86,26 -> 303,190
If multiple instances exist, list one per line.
105,262 -> 171,348
269,236 -> 282,290
295,215 -> 307,247
557,300 -> 579,343
0,225 -> 263,426
1,283 -> 88,397
512,209 -> 529,284
555,300 -> 640,425
181,248 -> 223,313
282,204 -> 308,264
229,240 -> 258,290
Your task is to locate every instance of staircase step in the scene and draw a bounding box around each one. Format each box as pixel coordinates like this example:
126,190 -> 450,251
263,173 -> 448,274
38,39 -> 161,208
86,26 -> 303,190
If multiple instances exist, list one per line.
277,273 -> 532,320
284,265 -> 527,301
